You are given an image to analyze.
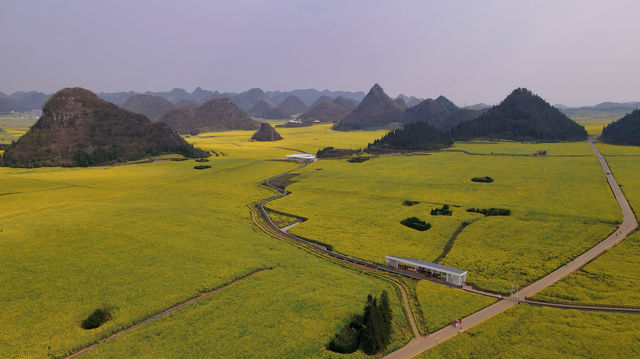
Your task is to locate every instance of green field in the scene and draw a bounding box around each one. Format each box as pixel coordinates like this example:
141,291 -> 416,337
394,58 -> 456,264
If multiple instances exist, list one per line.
187,123 -> 386,159
0,115 -> 32,143
533,142 -> 640,307
268,139 -> 619,293
0,156 -> 412,358
415,281 -> 495,333
2,122 -> 635,358
422,305 -> 640,358
533,232 -> 640,307
574,118 -> 612,136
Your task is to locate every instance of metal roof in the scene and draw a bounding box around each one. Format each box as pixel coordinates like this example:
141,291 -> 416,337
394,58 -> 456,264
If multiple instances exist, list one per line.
386,256 -> 467,276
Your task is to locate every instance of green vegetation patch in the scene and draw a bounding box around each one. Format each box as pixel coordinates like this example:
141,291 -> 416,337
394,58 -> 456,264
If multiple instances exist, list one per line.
327,291 -> 393,355
81,308 -> 110,330
533,229 -> 640,307
431,204 -> 452,216
423,305 -> 640,358
400,217 -> 432,231
193,165 -> 211,170
317,146 -> 358,158
402,200 -> 420,206
347,156 -> 371,163
470,176 -> 493,183
466,208 -> 510,216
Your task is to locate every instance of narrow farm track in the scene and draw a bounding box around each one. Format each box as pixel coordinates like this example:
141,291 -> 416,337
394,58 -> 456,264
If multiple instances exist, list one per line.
383,135 -> 639,359
62,268 -> 271,359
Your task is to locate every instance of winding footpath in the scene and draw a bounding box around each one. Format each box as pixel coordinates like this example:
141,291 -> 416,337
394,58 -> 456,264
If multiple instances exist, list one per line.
383,135 -> 638,359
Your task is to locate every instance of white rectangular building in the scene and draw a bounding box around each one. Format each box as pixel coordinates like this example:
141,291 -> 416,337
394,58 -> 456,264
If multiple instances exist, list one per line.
386,255 -> 467,286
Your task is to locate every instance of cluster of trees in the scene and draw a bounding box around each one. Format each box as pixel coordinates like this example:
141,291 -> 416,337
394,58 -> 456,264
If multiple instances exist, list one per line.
367,121 -> 453,152
327,291 -> 393,355
400,217 -> 431,231
467,208 -> 511,216
347,156 -> 370,163
431,204 -> 452,216
193,165 -> 211,170
601,109 -> 640,146
402,200 -> 420,206
316,146 -> 359,158
73,147 -> 122,167
81,308 -> 109,329
471,176 -> 494,183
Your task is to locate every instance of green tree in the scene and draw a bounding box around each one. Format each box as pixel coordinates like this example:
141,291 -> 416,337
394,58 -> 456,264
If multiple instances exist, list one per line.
380,290 -> 393,340
360,300 -> 385,355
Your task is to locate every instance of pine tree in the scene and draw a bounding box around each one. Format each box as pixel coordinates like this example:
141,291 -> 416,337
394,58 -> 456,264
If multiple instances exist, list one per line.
379,290 -> 393,342
360,300 -> 385,354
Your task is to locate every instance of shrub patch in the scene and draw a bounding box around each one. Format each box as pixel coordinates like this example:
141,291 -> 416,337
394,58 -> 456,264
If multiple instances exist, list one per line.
347,156 -> 370,163
471,176 -> 494,183
402,200 -> 420,206
81,308 -> 110,330
401,217 -> 432,231
431,204 -> 452,216
467,208 -> 511,216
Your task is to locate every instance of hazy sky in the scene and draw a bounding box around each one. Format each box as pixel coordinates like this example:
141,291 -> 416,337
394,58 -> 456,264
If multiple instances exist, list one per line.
2,0 -> 639,106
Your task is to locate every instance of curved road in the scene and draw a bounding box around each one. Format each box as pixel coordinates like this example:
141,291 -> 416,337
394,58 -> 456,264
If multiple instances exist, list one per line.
383,135 -> 638,359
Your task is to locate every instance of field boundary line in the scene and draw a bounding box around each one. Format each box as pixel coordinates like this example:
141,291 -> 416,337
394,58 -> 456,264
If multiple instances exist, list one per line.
62,268 -> 272,359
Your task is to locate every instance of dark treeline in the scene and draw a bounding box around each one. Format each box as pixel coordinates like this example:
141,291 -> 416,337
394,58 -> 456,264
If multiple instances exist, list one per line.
601,109 -> 640,146
367,121 -> 453,152
400,217 -> 432,231
467,208 -> 511,216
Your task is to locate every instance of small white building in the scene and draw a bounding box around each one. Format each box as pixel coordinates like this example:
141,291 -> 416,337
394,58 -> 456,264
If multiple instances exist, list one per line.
286,153 -> 316,161
386,255 -> 467,286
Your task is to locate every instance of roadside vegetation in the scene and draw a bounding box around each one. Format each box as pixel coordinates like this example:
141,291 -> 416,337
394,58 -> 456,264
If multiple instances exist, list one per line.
533,232 -> 640,307
422,305 -> 640,358
533,142 -> 640,307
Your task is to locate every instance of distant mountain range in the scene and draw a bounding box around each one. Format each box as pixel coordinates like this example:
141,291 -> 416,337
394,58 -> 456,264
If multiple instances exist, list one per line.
299,96 -> 359,124
556,102 -> 640,120
159,98 -> 260,134
0,91 -> 51,112
121,94 -> 176,121
332,84 -> 486,132
3,87 -> 639,124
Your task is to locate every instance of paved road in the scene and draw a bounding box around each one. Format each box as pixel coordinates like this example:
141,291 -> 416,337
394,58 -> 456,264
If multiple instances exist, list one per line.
384,136 -> 638,359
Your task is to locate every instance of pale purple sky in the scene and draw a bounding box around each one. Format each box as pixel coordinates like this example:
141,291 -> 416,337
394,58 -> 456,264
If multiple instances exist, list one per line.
2,0 -> 639,106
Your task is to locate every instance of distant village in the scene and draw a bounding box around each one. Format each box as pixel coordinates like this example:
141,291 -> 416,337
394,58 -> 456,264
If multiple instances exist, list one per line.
1,109 -> 41,120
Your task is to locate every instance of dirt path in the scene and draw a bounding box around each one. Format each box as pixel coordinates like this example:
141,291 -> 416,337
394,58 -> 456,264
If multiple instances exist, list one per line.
63,268 -> 271,359
382,135 -> 639,359
280,220 -> 301,232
